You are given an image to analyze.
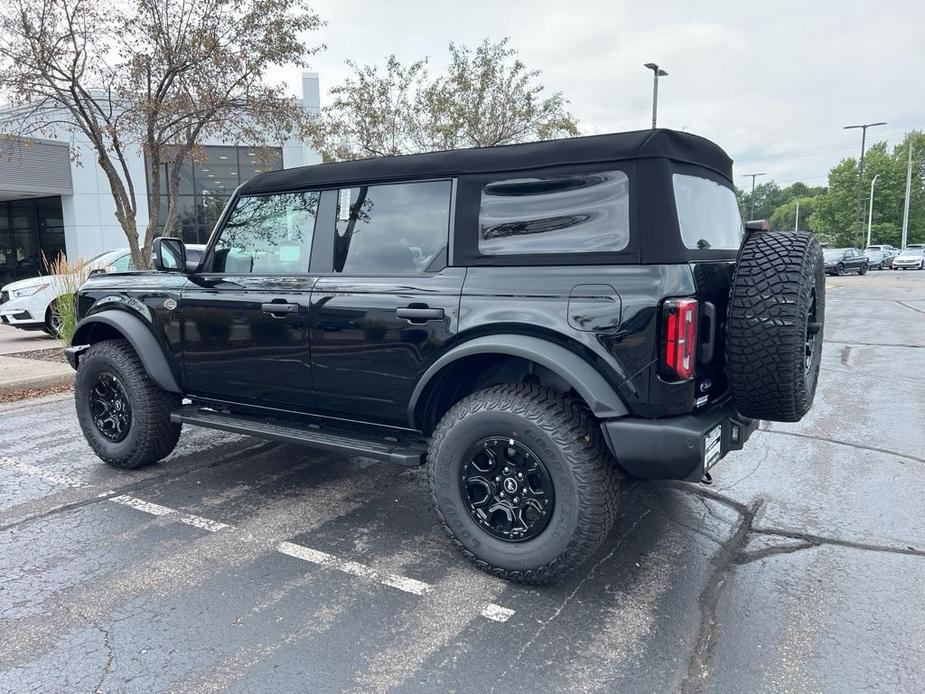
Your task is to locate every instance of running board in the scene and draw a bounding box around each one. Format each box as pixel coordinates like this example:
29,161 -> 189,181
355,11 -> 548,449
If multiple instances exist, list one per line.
170,406 -> 427,467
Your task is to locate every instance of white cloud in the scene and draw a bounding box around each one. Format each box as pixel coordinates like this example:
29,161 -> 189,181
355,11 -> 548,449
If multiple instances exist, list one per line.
274,0 -> 923,187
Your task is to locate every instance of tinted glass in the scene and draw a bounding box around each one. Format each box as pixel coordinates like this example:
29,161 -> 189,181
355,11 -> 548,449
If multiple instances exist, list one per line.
673,174 -> 744,250
334,181 -> 451,274
478,170 -> 629,255
212,192 -> 319,274
110,253 -> 134,271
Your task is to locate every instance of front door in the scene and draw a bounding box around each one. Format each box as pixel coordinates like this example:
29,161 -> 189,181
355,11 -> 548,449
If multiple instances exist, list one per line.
179,190 -> 323,411
309,179 -> 462,428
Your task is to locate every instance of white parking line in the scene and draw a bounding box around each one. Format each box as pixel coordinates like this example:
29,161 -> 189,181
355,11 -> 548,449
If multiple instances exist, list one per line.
0,457 -> 88,488
4,454 -> 515,623
278,541 -> 431,596
278,540 -> 515,622
110,494 -> 232,532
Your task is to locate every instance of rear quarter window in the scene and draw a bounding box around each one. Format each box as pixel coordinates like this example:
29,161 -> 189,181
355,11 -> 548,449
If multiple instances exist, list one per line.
478,170 -> 630,255
673,174 -> 743,251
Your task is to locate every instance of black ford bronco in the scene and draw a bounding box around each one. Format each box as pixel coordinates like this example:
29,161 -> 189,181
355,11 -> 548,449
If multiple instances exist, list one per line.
66,129 -> 825,583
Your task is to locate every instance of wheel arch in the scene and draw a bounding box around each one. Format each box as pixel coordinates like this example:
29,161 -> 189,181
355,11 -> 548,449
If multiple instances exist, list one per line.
71,310 -> 181,393
408,334 -> 629,432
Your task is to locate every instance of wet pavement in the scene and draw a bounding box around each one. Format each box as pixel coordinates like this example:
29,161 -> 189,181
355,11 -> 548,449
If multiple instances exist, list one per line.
1,270 -> 923,693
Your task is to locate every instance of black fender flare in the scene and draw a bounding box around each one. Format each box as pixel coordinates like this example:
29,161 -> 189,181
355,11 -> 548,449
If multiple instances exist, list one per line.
71,310 -> 181,393
408,334 -> 629,427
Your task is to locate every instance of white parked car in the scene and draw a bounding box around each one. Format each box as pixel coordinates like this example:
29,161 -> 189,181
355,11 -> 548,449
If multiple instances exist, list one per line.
0,248 -> 137,336
0,244 -> 206,336
893,245 -> 925,270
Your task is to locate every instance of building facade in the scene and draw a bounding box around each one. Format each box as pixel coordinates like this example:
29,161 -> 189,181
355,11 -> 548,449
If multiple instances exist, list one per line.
0,72 -> 321,285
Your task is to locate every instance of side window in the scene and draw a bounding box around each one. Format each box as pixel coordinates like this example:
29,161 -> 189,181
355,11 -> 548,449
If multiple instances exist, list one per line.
334,180 -> 451,274
478,170 -> 630,255
211,191 -> 319,274
110,253 -> 134,271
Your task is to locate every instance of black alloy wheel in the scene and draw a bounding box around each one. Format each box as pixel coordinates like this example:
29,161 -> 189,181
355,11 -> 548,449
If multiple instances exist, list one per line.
459,437 -> 555,542
836,262 -> 845,276
804,287 -> 820,375
89,372 -> 132,442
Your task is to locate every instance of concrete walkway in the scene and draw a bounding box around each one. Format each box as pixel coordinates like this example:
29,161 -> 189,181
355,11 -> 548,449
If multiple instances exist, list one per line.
0,354 -> 73,394
0,326 -> 71,394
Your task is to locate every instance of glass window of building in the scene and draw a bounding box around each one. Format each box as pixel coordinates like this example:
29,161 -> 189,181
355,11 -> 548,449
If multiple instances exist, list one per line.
0,196 -> 66,285
152,145 -> 283,244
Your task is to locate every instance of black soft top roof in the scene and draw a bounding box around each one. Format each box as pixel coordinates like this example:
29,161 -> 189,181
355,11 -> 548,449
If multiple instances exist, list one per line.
240,128 -> 733,195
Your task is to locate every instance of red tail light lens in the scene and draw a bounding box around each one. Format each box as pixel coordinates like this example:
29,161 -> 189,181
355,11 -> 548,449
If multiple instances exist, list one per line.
661,298 -> 698,381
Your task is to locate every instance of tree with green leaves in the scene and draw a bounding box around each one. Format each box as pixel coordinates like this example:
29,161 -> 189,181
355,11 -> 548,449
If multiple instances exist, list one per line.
311,38 -> 580,161
0,0 -> 322,266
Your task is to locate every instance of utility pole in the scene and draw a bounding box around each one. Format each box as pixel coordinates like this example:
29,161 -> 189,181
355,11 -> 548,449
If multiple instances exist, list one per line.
844,122 -> 887,245
742,173 -> 766,220
795,200 -> 800,231
901,141 -> 913,248
866,173 -> 879,247
644,63 -> 668,128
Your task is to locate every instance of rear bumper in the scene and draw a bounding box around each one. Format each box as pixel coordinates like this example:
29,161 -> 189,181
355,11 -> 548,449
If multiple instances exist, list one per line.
600,399 -> 758,481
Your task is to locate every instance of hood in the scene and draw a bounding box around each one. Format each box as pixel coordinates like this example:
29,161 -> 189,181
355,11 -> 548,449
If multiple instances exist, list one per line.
1,275 -> 53,293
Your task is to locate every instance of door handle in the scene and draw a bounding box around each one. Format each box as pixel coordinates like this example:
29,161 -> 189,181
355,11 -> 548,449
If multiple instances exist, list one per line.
261,302 -> 298,316
396,306 -> 445,323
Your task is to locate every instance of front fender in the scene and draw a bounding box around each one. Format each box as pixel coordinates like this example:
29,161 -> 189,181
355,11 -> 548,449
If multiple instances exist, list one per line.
408,334 -> 629,427
70,310 -> 181,393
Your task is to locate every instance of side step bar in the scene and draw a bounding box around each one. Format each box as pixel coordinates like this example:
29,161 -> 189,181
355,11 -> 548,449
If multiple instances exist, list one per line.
171,406 -> 427,467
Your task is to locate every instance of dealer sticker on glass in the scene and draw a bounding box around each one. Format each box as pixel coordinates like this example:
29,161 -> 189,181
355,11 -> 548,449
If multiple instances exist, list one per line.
705,425 -> 722,469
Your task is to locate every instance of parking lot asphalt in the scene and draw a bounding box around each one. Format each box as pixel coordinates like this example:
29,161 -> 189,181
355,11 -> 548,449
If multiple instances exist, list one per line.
1,269 -> 924,693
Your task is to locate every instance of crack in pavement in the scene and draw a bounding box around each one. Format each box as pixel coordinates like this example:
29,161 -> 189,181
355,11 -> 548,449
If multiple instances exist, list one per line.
0,440 -> 279,532
823,339 -> 925,350
488,509 -> 652,694
758,428 -> 925,465
895,300 -> 925,316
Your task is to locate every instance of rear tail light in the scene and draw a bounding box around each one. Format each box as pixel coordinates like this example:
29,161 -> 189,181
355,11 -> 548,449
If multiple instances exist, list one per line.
661,298 -> 698,381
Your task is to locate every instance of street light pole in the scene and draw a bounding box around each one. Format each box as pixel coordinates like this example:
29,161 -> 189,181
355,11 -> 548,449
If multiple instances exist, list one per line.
742,173 -> 766,220
644,63 -> 668,128
866,173 -> 879,247
901,141 -> 914,249
844,121 -> 887,245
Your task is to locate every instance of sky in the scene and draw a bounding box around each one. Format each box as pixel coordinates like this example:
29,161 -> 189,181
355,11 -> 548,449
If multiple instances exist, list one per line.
270,0 -> 924,191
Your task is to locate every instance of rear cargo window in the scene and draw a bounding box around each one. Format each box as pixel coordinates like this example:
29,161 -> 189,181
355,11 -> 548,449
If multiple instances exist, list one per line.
478,170 -> 629,255
673,174 -> 743,251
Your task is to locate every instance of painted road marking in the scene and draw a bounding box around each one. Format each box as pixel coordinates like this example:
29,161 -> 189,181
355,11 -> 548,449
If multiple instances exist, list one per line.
4,455 -> 516,623
278,540 -> 515,622
110,494 -> 232,532
0,457 -> 89,488
278,541 -> 432,596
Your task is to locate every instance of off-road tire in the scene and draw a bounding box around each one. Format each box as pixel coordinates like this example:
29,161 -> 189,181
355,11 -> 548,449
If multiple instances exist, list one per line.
75,339 -> 181,469
428,384 -> 619,584
727,231 -> 825,422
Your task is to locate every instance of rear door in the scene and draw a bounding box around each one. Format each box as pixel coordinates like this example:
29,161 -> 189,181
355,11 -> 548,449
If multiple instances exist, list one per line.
308,179 -> 462,428
179,190 -> 324,411
671,170 -> 743,403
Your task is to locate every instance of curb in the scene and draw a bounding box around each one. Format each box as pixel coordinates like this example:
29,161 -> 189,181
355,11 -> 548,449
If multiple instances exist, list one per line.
0,370 -> 74,396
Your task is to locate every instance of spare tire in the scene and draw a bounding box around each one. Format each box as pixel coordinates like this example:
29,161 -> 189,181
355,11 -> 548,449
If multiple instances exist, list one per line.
726,231 -> 825,422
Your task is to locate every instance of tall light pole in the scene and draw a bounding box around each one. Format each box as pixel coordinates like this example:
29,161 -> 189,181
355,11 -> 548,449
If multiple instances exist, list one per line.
742,172 -> 766,220
644,63 -> 668,129
901,141 -> 914,248
844,121 -> 887,245
866,173 -> 879,247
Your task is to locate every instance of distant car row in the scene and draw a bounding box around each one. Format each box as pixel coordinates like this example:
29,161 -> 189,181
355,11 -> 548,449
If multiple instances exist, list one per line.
824,244 -> 925,275
0,245 -> 205,336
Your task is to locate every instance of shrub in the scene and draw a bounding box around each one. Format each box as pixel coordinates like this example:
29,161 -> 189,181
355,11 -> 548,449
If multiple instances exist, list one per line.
43,252 -> 91,345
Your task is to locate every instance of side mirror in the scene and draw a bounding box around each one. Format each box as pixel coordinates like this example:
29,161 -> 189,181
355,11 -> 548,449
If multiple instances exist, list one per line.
745,219 -> 770,232
152,237 -> 187,272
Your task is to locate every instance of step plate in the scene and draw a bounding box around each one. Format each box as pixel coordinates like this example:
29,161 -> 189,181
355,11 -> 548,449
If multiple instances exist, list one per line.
171,406 -> 426,467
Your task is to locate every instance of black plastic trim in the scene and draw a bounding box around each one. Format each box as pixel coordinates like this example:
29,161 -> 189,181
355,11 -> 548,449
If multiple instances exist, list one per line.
408,334 -> 631,427
600,398 -> 758,481
70,310 -> 182,393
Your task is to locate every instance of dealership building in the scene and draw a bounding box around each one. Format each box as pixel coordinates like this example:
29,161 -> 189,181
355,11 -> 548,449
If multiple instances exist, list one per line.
0,72 -> 321,285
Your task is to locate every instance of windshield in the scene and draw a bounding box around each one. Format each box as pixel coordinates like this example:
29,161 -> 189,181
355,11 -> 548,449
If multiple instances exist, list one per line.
899,249 -> 924,257
823,249 -> 846,260
865,248 -> 882,255
672,174 -> 743,250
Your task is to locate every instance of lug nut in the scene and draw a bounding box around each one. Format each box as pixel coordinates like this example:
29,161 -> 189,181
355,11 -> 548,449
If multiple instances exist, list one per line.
495,476 -> 501,482
513,497 -> 520,504
500,492 -> 505,498
517,472 -> 524,480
